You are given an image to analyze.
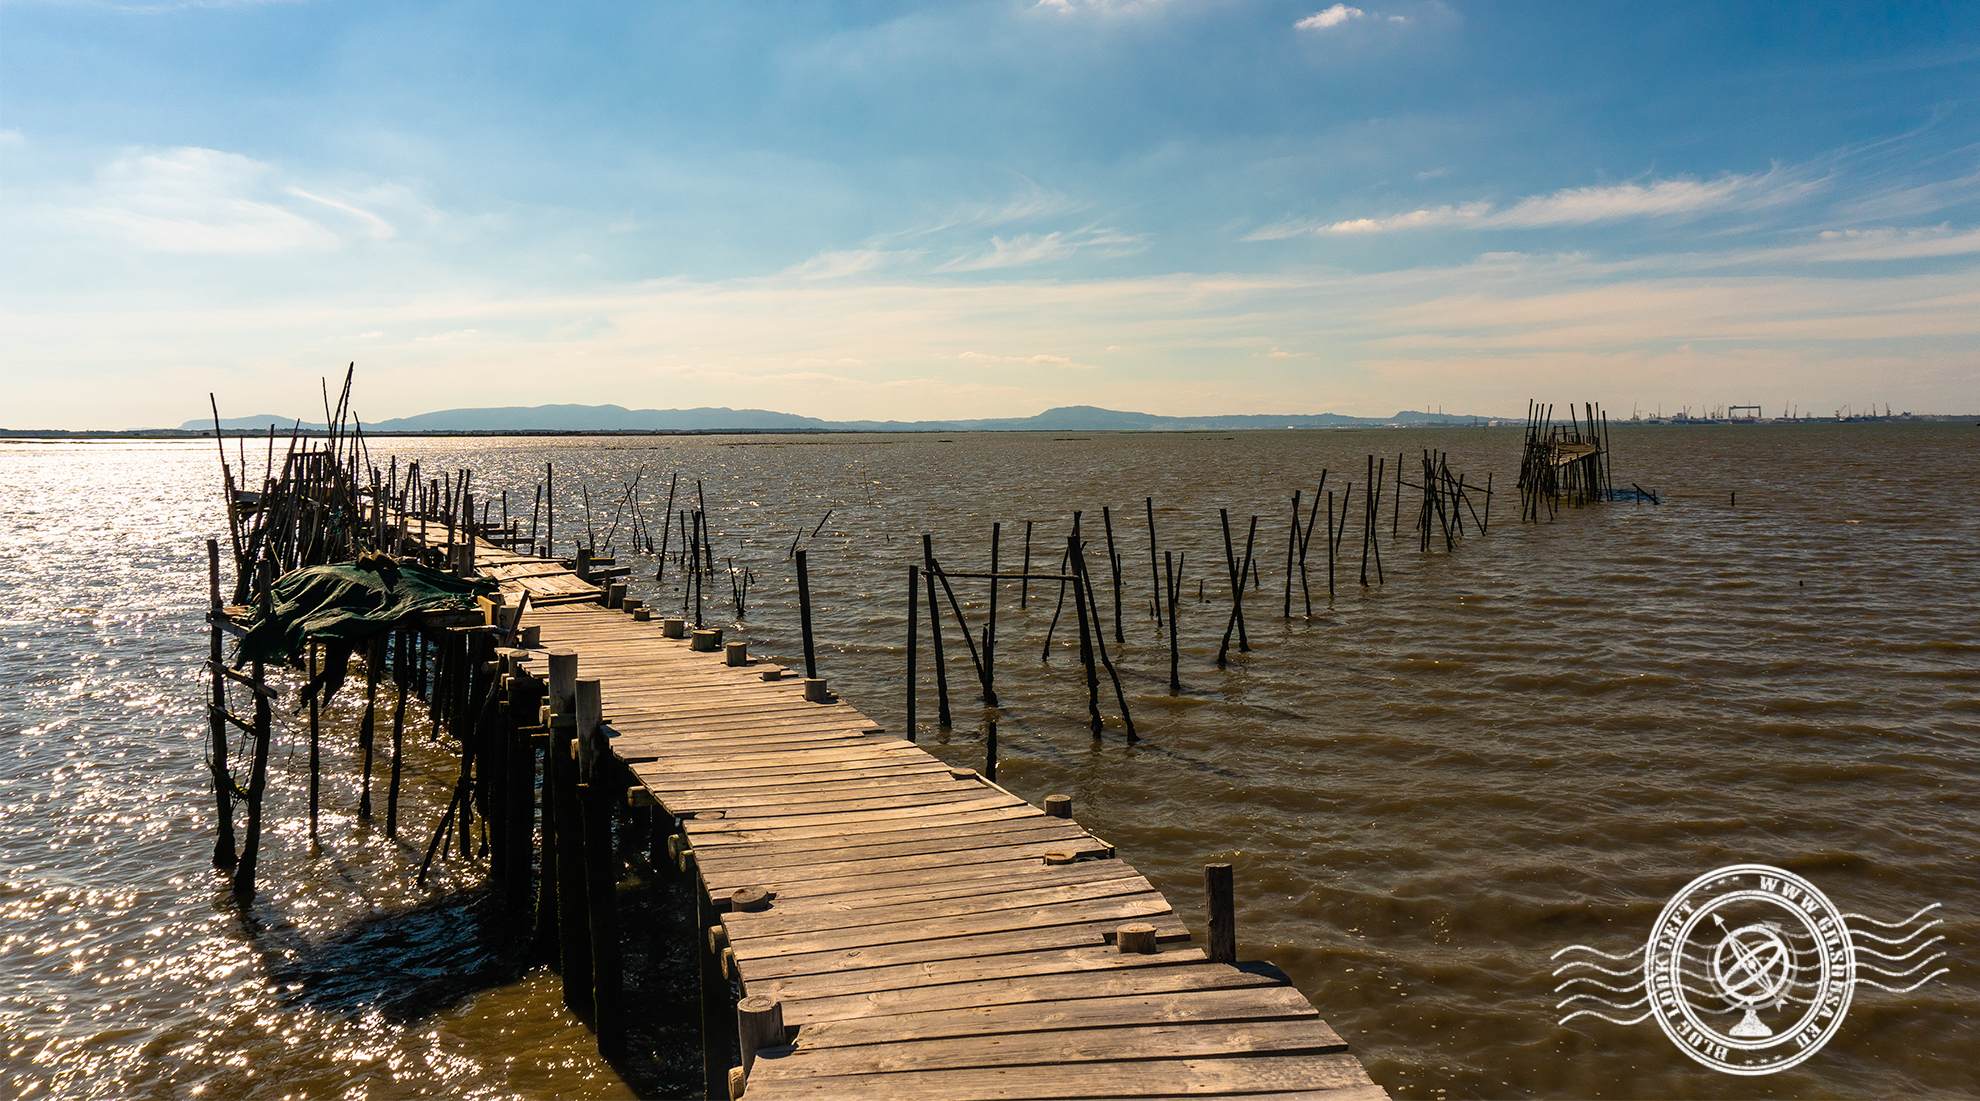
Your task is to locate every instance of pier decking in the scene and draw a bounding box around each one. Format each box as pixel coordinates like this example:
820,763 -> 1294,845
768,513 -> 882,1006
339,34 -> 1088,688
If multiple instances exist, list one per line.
480,542 -> 1385,1100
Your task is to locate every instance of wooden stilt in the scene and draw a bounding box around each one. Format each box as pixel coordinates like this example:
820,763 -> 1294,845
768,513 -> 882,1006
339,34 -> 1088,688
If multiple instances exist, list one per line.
230,660 -> 271,900
358,634 -> 381,818
577,678 -> 624,1058
205,540 -> 238,870
903,566 -> 918,743
308,641 -> 320,841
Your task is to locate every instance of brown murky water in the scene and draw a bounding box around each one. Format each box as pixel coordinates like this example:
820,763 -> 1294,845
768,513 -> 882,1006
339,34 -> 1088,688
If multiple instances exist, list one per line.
3,423 -> 1975,1099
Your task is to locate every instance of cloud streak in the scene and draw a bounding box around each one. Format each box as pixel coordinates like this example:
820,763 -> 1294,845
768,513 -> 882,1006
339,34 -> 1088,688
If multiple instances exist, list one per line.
64,147 -> 399,253
1252,170 -> 1823,238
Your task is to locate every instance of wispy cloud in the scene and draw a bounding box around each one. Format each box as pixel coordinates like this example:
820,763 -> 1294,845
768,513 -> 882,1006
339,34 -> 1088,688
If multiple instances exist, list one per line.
779,248 -> 917,280
1250,170 -> 1821,238
937,227 -> 1145,271
958,350 -> 1097,369
67,147 -> 398,253
17,0 -> 304,12
1034,0 -> 1174,14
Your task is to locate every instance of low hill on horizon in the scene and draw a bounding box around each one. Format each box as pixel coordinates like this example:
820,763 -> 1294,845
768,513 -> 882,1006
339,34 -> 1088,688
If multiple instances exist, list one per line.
180,403 -> 1492,434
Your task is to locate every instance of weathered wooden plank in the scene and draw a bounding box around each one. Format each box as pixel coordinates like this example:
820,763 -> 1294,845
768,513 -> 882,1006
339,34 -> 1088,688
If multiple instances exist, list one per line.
636,760 -> 954,798
693,820 -> 1103,878
772,958 -> 1274,1026
718,854 -> 1139,906
610,725 -> 884,750
606,707 -> 879,736
727,891 -> 1178,963
723,874 -> 1158,941
768,1019 -> 1348,1077
788,986 -> 1324,1048
742,1052 -> 1382,1100
753,944 -> 1213,1011
632,741 -> 923,775
693,782 -> 992,816
687,797 -> 1036,840
731,916 -> 1179,983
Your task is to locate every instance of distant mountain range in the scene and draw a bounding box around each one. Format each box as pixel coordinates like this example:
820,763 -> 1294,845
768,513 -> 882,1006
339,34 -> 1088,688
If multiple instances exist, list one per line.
182,403 -> 1494,434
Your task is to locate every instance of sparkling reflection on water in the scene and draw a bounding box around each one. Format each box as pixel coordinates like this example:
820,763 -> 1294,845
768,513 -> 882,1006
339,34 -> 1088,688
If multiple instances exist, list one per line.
1,425 -> 1975,1099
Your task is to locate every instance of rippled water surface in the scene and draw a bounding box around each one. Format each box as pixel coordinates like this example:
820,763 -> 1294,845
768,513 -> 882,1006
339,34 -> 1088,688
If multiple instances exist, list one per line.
2,424 -> 1975,1099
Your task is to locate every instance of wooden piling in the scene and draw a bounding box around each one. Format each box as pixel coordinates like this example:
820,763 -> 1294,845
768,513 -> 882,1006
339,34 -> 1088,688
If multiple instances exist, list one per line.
984,522 -> 1000,703
308,641 -> 321,840
690,850 -> 736,1100
1117,923 -> 1158,955
205,540 -> 237,869
1101,506 -> 1124,644
903,566 -> 918,743
577,678 -> 624,1058
1206,862 -> 1236,964
358,634 -> 381,818
795,550 -> 817,681
386,628 -> 408,839
1283,491 -> 1299,618
1164,550 -> 1181,692
548,649 -> 593,1023
736,994 -> 785,1094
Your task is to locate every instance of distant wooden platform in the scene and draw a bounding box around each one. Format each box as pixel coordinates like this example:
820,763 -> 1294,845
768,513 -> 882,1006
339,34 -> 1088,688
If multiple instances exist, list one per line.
466,540 -> 1385,1100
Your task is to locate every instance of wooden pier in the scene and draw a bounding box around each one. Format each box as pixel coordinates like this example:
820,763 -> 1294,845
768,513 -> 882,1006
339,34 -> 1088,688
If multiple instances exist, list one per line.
478,539 -> 1385,1100
197,381 -> 1385,1100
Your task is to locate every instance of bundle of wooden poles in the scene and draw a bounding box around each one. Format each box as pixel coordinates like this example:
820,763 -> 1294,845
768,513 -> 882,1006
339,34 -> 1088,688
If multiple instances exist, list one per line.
1517,399 -> 1616,521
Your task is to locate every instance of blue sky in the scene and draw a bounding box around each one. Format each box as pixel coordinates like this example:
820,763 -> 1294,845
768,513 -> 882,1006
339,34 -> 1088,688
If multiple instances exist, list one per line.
3,1 -> 1976,428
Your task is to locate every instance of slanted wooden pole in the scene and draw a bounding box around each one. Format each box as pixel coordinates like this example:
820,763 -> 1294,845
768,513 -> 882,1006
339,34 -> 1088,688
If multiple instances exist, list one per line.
1071,537 -> 1101,735
1145,497 -> 1162,631
922,535 -> 951,727
1019,520 -> 1033,608
231,660 -> 272,900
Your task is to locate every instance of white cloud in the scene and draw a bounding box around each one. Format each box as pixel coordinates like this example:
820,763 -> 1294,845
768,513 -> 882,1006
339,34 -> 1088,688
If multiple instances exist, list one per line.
780,248 -> 914,280
67,147 -> 398,253
937,227 -> 1145,271
939,232 -> 1078,271
1297,4 -> 1365,30
958,351 -> 1094,369
1035,0 -> 1173,13
287,187 -> 395,240
1252,170 -> 1822,237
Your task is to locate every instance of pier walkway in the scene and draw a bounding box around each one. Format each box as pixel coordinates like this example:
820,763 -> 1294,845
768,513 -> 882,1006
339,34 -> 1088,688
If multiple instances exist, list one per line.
481,542 -> 1385,1100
